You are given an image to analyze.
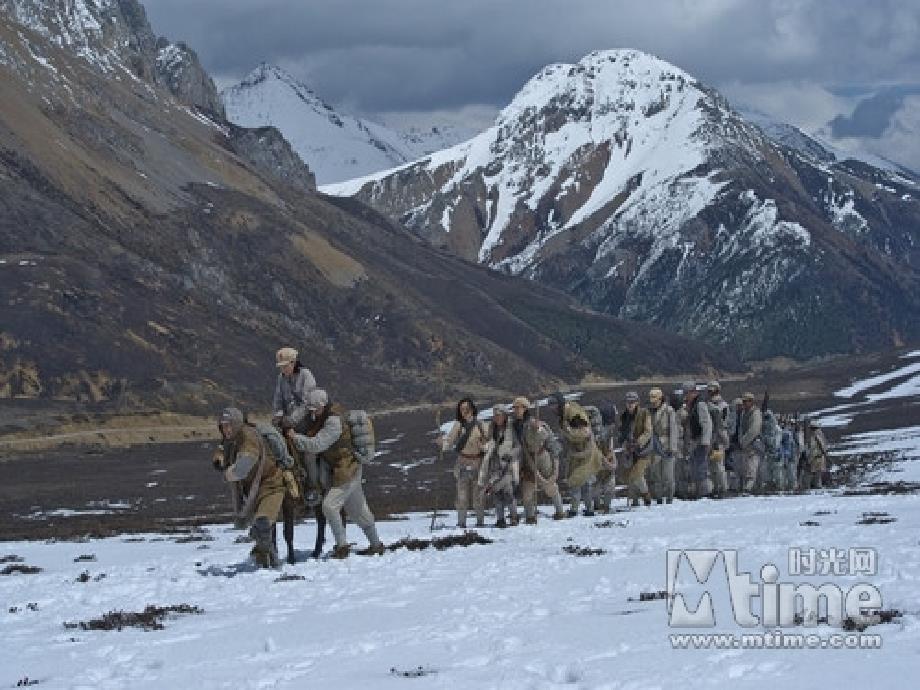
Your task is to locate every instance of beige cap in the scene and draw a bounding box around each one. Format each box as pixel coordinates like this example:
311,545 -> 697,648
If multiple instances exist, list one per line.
276,347 -> 298,367
511,396 -> 532,409
742,391 -> 755,402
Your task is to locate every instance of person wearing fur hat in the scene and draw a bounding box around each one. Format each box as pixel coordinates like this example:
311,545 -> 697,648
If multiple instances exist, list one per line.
212,407 -> 286,567
271,347 -> 317,431
287,389 -> 385,559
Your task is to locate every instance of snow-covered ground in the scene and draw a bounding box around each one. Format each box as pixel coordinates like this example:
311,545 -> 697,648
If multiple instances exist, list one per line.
5,361 -> 920,688
4,481 -> 920,688
814,350 -> 920,429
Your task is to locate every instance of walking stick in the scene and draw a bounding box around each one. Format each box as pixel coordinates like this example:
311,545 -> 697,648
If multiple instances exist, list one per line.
430,407 -> 444,531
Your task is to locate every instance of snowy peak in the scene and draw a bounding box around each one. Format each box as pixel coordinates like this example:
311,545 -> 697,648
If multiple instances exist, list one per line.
325,49 -> 920,360
222,64 -> 414,184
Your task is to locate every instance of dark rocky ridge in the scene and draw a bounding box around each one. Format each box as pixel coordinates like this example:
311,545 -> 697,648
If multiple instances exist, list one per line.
0,3 -> 738,413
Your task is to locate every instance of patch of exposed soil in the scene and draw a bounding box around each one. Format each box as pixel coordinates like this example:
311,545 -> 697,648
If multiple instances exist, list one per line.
843,482 -> 920,496
386,532 -> 493,552
629,590 -> 670,602
593,519 -> 629,528
63,604 -> 203,631
563,545 -> 606,557
274,573 -> 306,582
1,564 -> 42,575
856,512 -> 897,525
842,609 -> 902,631
390,666 -> 437,678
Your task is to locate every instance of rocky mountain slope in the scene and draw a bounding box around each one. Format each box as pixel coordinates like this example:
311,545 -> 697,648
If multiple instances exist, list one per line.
0,3 -> 736,413
221,64 -> 472,185
325,50 -> 920,360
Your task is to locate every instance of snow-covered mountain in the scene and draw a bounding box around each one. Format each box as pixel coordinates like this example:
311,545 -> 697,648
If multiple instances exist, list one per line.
1,5 -> 734,408
324,50 -> 920,360
737,106 -> 918,176
221,64 -> 473,185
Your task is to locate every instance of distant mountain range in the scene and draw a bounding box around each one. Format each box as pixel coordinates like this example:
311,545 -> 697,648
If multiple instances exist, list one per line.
0,1 -> 732,410
221,64 -> 475,184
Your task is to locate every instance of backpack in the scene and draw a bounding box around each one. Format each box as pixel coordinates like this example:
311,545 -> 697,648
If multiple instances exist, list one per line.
346,409 -> 375,464
255,422 -> 296,470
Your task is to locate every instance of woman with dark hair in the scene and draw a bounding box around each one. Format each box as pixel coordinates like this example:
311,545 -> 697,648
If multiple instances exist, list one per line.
436,397 -> 489,528
271,346 -> 317,431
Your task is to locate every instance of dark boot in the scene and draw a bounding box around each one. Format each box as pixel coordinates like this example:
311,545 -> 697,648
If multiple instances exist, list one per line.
250,517 -> 279,568
331,544 -> 350,560
357,542 -> 385,556
642,493 -> 652,507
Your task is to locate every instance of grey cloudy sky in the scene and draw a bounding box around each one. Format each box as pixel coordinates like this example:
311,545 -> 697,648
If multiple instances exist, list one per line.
145,0 -> 920,169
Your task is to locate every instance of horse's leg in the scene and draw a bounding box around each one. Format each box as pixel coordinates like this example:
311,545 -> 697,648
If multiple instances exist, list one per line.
283,495 -> 296,564
312,503 -> 326,558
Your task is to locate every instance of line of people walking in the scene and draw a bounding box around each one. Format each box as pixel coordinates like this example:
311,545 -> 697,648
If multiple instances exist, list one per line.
437,381 -> 831,528
210,352 -> 832,566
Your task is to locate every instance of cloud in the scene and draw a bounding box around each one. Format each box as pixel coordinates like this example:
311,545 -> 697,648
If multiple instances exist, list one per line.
143,0 -> 920,170
830,86 -> 920,138
720,81 -> 855,133
145,0 -> 920,114
831,95 -> 920,173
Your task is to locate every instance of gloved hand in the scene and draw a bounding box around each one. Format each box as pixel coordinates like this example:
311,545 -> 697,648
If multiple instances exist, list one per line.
211,447 -> 225,471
